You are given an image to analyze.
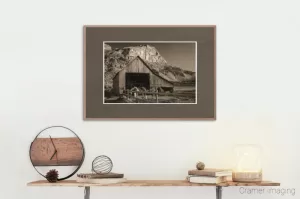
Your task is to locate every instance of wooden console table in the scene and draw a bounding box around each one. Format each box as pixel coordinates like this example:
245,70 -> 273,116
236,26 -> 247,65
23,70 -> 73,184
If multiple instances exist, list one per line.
28,180 -> 280,199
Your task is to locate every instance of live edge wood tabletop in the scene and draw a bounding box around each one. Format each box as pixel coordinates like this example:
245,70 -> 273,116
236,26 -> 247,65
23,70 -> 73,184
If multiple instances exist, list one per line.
27,180 -> 280,199
27,180 -> 280,187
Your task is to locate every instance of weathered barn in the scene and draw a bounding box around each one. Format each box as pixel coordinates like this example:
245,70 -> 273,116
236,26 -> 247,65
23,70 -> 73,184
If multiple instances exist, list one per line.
113,56 -> 174,95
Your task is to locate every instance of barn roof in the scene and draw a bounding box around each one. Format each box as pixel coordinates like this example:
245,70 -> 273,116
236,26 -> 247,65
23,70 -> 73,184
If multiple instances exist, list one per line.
112,56 -> 174,85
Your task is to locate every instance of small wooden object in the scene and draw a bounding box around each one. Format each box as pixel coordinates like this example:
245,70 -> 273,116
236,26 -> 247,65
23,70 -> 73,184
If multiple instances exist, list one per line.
232,171 -> 262,182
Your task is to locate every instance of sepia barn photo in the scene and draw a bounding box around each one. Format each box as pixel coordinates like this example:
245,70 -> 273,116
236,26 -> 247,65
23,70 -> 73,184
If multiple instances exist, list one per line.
113,56 -> 174,95
104,42 -> 197,104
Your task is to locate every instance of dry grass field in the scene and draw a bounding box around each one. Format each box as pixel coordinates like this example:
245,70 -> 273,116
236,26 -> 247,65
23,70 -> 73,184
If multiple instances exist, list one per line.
104,86 -> 196,104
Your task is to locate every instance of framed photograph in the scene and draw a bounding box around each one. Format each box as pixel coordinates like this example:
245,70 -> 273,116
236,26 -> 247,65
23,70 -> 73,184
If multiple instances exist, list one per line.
84,25 -> 216,120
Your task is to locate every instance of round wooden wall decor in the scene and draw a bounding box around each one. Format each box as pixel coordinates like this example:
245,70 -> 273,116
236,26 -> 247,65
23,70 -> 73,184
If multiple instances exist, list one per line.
29,126 -> 85,181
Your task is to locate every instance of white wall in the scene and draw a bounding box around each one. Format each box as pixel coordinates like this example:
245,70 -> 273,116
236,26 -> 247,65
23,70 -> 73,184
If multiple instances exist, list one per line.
0,0 -> 299,198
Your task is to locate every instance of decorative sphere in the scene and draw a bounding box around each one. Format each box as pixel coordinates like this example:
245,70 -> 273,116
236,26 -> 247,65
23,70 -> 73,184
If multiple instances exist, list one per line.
196,162 -> 205,170
92,155 -> 113,174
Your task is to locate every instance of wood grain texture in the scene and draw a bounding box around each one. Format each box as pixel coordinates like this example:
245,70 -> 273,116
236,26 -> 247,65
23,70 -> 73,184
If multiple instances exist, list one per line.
27,180 -> 280,187
30,138 -> 84,166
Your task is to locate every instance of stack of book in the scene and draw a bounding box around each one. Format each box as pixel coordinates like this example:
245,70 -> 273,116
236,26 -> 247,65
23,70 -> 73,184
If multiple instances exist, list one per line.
77,172 -> 127,184
187,169 -> 232,184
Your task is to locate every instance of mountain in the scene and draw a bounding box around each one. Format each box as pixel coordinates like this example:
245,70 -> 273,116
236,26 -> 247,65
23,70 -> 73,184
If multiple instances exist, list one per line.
104,44 -> 195,89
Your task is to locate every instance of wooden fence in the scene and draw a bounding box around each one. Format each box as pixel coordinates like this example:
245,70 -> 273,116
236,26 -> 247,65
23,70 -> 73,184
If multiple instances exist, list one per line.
123,89 -> 195,103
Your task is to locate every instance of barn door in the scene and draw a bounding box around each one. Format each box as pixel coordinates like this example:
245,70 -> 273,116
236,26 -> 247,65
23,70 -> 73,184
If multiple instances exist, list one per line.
125,73 -> 150,90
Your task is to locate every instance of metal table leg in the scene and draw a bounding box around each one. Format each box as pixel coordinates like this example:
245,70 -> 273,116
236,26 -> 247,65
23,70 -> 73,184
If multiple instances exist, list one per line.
216,186 -> 222,199
84,185 -> 223,199
84,187 -> 90,199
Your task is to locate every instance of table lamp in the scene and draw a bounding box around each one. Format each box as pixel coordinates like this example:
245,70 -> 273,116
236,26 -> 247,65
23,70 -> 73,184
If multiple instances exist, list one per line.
232,144 -> 262,182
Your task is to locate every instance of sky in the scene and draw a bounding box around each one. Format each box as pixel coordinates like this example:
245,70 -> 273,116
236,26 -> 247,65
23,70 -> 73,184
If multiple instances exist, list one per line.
105,42 -> 196,72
